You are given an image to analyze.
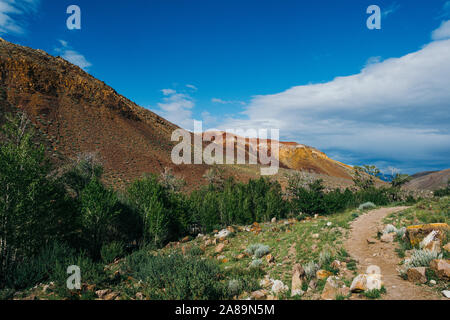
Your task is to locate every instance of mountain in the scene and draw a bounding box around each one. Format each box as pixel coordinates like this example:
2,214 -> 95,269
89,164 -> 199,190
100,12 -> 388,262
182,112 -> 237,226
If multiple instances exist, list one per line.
404,169 -> 450,191
0,38 -> 353,189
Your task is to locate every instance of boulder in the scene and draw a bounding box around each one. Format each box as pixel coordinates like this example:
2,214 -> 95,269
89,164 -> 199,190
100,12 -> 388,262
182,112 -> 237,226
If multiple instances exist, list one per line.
291,264 -> 305,296
321,276 -> 349,300
429,259 -> 450,280
214,229 -> 231,239
407,267 -> 427,284
350,274 -> 370,292
406,223 -> 449,246
442,290 -> 450,298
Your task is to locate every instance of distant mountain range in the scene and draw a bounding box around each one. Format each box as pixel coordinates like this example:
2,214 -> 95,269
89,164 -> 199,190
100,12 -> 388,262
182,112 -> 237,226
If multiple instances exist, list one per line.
405,169 -> 450,191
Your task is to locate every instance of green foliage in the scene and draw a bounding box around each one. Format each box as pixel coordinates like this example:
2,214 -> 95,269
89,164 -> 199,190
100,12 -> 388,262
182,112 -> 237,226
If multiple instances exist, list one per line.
434,181 -> 450,197
80,178 -> 121,258
358,202 -> 376,210
101,241 -> 125,264
127,175 -> 183,247
0,113 -> 76,287
391,173 -> 411,188
363,286 -> 386,299
352,165 -> 380,190
125,251 -> 226,300
190,177 -> 287,233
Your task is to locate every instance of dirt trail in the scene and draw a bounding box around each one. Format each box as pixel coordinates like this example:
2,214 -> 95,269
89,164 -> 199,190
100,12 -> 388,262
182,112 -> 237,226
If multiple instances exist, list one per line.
344,206 -> 444,300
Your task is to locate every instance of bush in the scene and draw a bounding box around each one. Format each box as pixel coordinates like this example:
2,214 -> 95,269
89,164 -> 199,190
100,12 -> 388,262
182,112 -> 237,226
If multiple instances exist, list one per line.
101,241 -> 125,264
126,251 -> 226,300
249,259 -> 263,268
245,244 -> 270,258
404,249 -> 443,269
0,113 -> 77,287
80,178 -> 121,258
358,202 -> 376,210
303,261 -> 320,280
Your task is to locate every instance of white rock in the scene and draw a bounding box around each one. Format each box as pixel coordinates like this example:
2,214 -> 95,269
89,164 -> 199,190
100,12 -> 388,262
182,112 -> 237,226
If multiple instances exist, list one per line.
420,230 -> 438,249
442,290 -> 450,298
327,222 -> 332,227
214,229 -> 231,239
271,280 -> 288,294
429,280 -> 437,286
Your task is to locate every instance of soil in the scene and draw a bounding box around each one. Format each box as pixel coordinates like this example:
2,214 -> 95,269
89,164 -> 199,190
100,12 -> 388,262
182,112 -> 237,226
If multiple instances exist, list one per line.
344,206 -> 444,300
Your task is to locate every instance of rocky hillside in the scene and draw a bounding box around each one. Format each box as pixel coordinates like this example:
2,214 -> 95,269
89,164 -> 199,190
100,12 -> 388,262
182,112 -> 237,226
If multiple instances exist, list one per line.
405,169 -> 450,191
0,38 -> 353,189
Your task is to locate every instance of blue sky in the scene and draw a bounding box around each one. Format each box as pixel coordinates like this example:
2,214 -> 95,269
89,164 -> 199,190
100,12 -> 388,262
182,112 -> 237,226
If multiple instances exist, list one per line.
1,0 -> 450,174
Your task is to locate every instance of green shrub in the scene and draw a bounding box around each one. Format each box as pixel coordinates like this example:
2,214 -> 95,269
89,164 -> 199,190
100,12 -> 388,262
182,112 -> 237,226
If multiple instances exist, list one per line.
101,241 -> 125,264
126,251 -> 226,300
358,202 -> 376,210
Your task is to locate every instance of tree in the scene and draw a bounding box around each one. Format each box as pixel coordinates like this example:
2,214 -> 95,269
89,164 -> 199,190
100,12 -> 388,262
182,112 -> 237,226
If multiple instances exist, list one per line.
80,178 -> 121,258
0,112 -> 74,286
127,175 -> 172,247
352,165 -> 380,190
390,173 -> 411,188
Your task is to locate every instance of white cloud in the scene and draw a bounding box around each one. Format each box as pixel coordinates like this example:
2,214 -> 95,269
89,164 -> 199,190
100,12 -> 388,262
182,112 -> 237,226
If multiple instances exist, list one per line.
153,89 -> 197,130
432,20 -> 450,40
211,98 -> 246,105
0,0 -> 39,35
219,23 -> 450,172
382,2 -> 400,18
186,84 -> 198,91
55,40 -> 92,71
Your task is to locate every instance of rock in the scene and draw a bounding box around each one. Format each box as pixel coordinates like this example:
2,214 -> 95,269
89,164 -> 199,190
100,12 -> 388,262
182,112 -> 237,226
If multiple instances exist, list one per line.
271,217 -> 277,223
444,243 -> 450,252
327,222 -> 333,227
259,277 -> 273,289
429,259 -> 450,280
251,290 -> 266,300
104,292 -> 119,300
291,289 -> 304,297
136,292 -> 144,300
311,244 -> 318,251
366,238 -> 377,244
308,279 -> 317,290
331,260 -> 341,270
429,280 -> 436,286
442,290 -> 450,298
312,233 -> 319,239
217,255 -> 226,260
236,253 -> 245,260
321,276 -> 349,300
407,267 -> 427,284
424,240 -> 441,253
291,264 -> 305,296
406,223 -> 449,246
96,289 -> 111,299
265,254 -> 275,263
226,226 -> 235,233
215,243 -> 225,254
316,269 -> 333,280
381,233 -> 395,243
350,274 -> 367,292
215,229 -> 231,239
181,236 -> 190,243
321,277 -> 339,300
271,280 -> 288,294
